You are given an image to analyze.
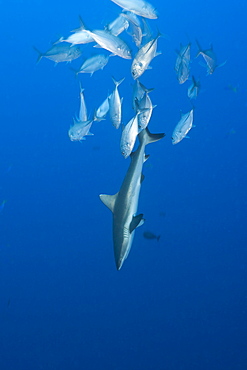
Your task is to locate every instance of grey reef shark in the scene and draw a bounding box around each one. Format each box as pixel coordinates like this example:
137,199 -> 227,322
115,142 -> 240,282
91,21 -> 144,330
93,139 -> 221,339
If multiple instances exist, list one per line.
100,127 -> 165,270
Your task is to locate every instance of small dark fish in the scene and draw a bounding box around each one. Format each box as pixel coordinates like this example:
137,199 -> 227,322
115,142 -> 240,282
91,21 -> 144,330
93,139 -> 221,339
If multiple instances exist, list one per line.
224,84 -> 239,93
0,200 -> 7,213
159,211 -> 166,218
143,231 -> 160,241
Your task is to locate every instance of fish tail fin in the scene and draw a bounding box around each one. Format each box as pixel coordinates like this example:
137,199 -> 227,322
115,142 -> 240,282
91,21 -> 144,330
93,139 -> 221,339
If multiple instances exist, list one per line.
139,81 -> 155,94
71,16 -> 87,32
78,15 -> 87,30
112,76 -> 125,87
217,60 -> 227,69
93,110 -> 99,121
70,67 -> 79,78
139,127 -> 165,145
53,37 -> 63,45
195,39 -> 202,57
155,28 -> 168,40
93,110 -> 106,122
33,46 -> 43,64
145,87 -> 155,94
191,75 -> 196,84
157,235 -> 161,241
79,81 -> 85,93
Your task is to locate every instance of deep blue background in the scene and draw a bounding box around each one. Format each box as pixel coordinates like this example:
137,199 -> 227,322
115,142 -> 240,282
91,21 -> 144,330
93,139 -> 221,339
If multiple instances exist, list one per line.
0,0 -> 246,369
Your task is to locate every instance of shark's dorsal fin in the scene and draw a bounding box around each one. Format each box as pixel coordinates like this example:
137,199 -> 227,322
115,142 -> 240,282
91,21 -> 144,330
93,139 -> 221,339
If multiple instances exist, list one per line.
129,214 -> 144,233
99,193 -> 118,213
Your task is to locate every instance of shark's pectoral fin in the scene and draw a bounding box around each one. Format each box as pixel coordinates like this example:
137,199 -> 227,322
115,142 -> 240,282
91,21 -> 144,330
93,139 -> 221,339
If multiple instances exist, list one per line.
99,193 -> 118,212
129,214 -> 145,233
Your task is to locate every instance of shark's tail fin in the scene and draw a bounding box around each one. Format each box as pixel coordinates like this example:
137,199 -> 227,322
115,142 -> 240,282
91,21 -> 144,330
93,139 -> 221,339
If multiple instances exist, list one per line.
139,127 -> 165,145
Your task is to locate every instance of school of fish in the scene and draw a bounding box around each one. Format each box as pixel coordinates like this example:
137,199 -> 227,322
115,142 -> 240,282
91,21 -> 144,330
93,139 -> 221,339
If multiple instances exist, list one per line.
35,0 -> 224,269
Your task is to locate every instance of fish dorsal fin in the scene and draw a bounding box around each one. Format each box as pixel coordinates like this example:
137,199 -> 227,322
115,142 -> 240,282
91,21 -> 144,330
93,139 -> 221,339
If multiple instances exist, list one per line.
129,214 -> 144,233
99,193 -> 118,212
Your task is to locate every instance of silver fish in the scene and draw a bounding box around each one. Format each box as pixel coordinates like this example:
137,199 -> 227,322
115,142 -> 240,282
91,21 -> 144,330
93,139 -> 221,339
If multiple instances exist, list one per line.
132,79 -> 153,109
172,109 -> 194,145
85,29 -> 132,59
120,113 -> 140,158
122,11 -> 143,47
77,54 -> 110,75
77,84 -> 87,122
105,13 -> 129,36
94,94 -> 112,121
109,77 -> 125,129
68,119 -> 94,142
99,128 -> 164,270
34,44 -> 81,64
140,18 -> 153,45
177,61 -> 190,84
131,33 -> 161,79
187,76 -> 200,100
110,0 -> 158,19
135,92 -> 155,130
175,43 -> 191,84
196,40 -> 226,75
56,31 -> 94,46
56,17 -> 95,45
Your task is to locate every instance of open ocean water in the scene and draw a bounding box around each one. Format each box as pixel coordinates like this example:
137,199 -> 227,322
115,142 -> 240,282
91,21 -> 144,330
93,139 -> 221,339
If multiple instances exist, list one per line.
0,0 -> 247,369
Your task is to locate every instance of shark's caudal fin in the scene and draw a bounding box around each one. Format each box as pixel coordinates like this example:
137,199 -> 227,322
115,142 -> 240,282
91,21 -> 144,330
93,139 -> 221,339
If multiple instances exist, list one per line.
139,127 -> 165,145
99,193 -> 118,213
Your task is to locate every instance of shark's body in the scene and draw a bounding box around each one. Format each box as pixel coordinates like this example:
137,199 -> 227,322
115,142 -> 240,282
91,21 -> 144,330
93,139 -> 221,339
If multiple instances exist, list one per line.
100,128 -> 164,270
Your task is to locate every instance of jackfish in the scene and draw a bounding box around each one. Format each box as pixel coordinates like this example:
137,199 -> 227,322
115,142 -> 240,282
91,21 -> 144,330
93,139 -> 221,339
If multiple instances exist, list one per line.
84,29 -> 132,59
172,109 -> 194,145
76,54 -> 110,75
33,44 -> 82,64
110,0 -> 158,19
196,40 -> 225,75
120,112 -> 140,158
131,33 -> 161,79
105,13 -> 129,36
109,77 -> 125,129
68,120 -> 94,142
175,43 -> 191,84
94,94 -> 112,121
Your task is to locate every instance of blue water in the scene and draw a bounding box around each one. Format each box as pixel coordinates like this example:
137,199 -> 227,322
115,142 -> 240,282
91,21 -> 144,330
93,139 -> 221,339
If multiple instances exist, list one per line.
0,0 -> 247,369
